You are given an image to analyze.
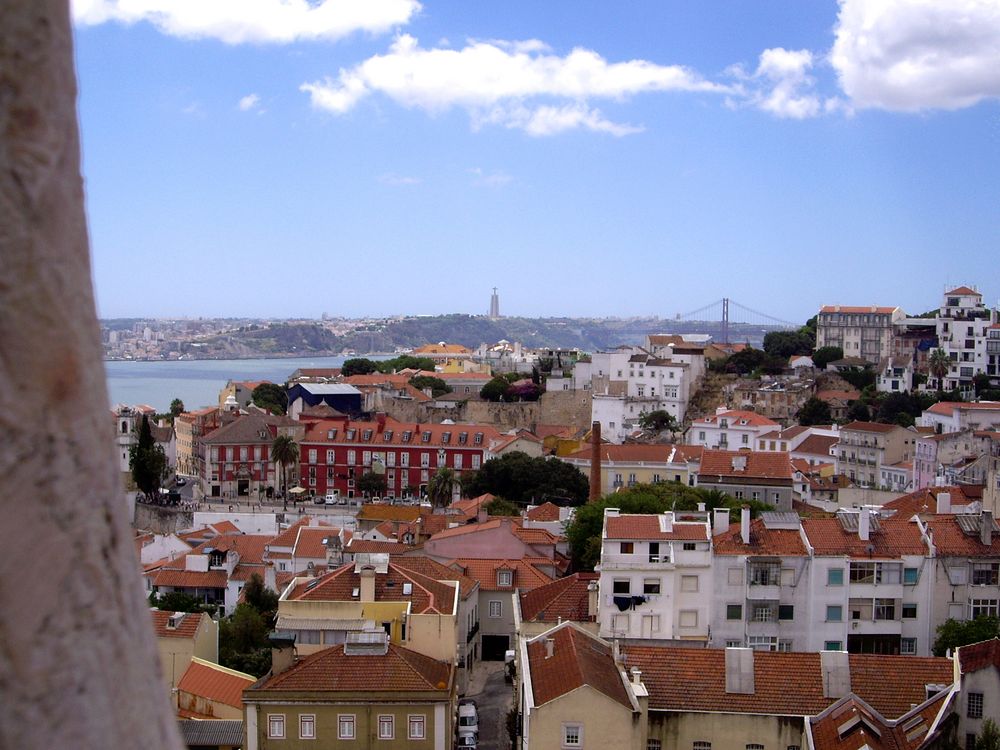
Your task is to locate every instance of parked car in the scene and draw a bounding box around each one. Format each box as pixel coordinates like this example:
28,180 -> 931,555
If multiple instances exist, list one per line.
457,704 -> 479,735
174,477 -> 186,487
324,493 -> 339,505
313,495 -> 325,505
456,733 -> 477,748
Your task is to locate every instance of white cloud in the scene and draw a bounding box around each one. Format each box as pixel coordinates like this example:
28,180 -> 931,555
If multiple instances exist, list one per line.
468,168 -> 513,187
71,0 -> 421,45
726,48 -> 823,119
378,173 -> 422,186
831,0 -> 1000,111
238,93 -> 261,111
300,34 -> 729,136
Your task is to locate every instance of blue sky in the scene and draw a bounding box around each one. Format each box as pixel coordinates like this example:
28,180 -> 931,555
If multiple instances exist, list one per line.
73,0 -> 1000,323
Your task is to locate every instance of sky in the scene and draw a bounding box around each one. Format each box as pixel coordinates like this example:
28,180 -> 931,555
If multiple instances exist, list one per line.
74,0 -> 1000,323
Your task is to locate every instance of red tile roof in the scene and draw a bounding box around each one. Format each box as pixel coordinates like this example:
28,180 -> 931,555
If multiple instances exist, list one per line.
841,421 -> 900,433
452,558 -> 553,592
958,638 -> 1000,673
810,691 -> 951,750
564,443 -> 703,464
624,647 -> 951,718
178,659 -> 255,710
796,434 -> 840,456
301,418 -> 502,448
713,519 -> 808,556
815,390 -> 861,402
696,410 -> 780,427
922,516 -> 1000,556
698,450 -> 794,480
150,610 -> 206,639
294,527 -> 343,559
519,573 -> 597,623
346,539 -> 417,554
253,643 -> 452,693
390,555 -> 478,599
528,625 -> 632,709
925,401 -> 1000,416
526,502 -> 562,522
801,517 -> 928,558
945,286 -> 980,296
285,562 -> 457,614
604,515 -> 708,541
152,568 -> 229,589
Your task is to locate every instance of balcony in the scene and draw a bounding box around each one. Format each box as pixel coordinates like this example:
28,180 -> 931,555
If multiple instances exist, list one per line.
466,621 -> 480,643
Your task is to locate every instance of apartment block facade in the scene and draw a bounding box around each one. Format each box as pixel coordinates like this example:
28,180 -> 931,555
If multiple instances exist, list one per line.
816,305 -> 906,364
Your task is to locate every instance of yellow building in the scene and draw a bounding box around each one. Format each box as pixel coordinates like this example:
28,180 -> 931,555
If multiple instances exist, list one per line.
152,609 -> 218,688
243,632 -> 455,750
560,443 -> 704,495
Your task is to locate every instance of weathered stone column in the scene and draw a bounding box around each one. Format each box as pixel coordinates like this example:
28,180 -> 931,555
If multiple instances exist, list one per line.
0,2 -> 181,746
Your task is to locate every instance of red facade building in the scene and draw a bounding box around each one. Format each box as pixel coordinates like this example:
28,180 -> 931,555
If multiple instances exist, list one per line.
299,415 -> 502,499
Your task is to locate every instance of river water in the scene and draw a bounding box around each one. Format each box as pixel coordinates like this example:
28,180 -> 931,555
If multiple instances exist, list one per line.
104,355 -> 389,412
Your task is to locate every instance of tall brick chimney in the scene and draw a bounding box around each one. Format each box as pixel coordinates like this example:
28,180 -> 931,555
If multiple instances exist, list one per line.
589,421 -> 602,502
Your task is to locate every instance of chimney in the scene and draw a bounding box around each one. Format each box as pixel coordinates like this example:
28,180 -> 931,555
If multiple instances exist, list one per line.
725,647 -> 755,694
376,412 -> 387,432
359,566 -> 376,603
820,649 -> 851,698
697,502 -> 706,512
544,638 -> 555,659
859,508 -> 870,542
270,634 -> 297,676
713,508 -> 730,537
589,421 -> 602,502
630,667 -> 642,685
982,510 -> 994,546
741,506 -> 751,545
936,492 -> 952,514
587,581 -> 599,619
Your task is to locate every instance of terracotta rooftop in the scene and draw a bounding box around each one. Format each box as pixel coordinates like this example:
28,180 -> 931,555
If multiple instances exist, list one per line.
841,421 -> 902,433
801,516 -> 928,558
696,410 -> 780,428
527,624 -> 632,709
525,502 -> 562,522
201,414 -> 277,445
346,539 -> 417,555
150,610 -> 206,639
624,646 -> 951,718
795,434 -> 839,456
301,418 -> 502,448
713,519 -> 809,556
390,555 -> 478,599
252,643 -> 452,693
604,515 -> 709,541
178,658 -> 255,710
922,516 -> 1000,556
925,401 -> 1000,416
958,638 -> 1000,673
945,286 -> 980,296
519,573 -> 598,623
698,450 -> 794,480
285,562 -> 457,614
564,443 -> 703,464
810,690 -> 951,750
451,558 -> 552,592
815,390 -> 861,402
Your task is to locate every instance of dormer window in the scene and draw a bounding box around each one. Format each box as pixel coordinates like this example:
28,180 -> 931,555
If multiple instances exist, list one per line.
497,570 -> 513,587
346,429 -> 356,440
383,430 -> 393,441
362,429 -> 373,441
458,432 -> 468,445
441,432 -> 451,444
327,429 -> 338,440
402,431 -> 412,443
474,433 -> 483,445
421,431 -> 432,443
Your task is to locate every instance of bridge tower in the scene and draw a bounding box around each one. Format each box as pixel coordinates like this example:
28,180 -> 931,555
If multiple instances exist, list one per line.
722,297 -> 730,344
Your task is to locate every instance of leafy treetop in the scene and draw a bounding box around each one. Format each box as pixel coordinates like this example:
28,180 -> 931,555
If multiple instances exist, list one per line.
462,451 -> 589,506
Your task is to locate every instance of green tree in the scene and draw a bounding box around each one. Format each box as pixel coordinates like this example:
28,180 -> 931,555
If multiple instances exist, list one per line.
461,452 -> 589,505
129,414 -> 168,502
932,616 -> 1000,656
427,467 -> 457,508
876,392 -> 919,426
242,573 -> 279,621
150,590 -> 203,613
638,410 -> 680,433
341,357 -> 378,376
409,375 -> 451,397
271,434 -> 299,496
169,398 -> 185,418
377,355 -> 438,373
812,346 -> 844,370
838,366 -> 876,391
485,497 -> 520,516
252,382 -> 288,415
763,330 -> 814,358
358,471 -> 387,498
797,397 -> 832,426
976,719 -> 1000,750
846,400 -> 871,422
219,604 -> 271,677
480,376 -> 512,402
928,348 -> 951,394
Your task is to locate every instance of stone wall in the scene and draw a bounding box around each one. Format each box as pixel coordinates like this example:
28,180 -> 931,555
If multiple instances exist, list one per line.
133,503 -> 195,535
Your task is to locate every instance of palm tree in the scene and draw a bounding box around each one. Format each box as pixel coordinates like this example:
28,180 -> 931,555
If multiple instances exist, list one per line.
426,467 -> 456,509
928,348 -> 950,395
271,434 -> 299,499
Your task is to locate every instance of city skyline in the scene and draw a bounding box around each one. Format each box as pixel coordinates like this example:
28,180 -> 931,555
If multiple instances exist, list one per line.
74,1 -> 1000,321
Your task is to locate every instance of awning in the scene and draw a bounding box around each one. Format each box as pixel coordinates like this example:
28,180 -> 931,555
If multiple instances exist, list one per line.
288,487 -> 308,495
276,616 -> 375,631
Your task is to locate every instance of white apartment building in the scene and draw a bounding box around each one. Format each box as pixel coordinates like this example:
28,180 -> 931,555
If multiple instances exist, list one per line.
816,305 -> 906,364
834,421 -> 916,490
596,508 -> 712,642
919,401 -> 1000,434
586,347 -> 699,443
932,286 -> 1000,393
686,408 -> 780,450
876,355 -> 914,394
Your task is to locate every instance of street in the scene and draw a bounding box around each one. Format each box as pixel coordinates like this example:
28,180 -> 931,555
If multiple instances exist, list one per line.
467,664 -> 512,750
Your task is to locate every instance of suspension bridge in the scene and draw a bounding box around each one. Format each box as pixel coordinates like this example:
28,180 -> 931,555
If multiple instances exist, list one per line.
671,298 -> 800,345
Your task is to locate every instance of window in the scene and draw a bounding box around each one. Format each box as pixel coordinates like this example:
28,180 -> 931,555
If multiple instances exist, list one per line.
338,714 -> 356,740
727,604 -> 743,620
747,745 -> 765,750
347,449 -> 356,465
824,641 -> 843,651
497,570 -> 513,587
750,562 -> 780,586
649,542 -> 661,562
902,603 -> 917,619
827,568 -> 844,586
362,429 -> 373,441
643,578 -> 661,595
693,743 -> 712,750
679,610 -> 698,628
563,724 -> 582,747
421,431 -> 431,443
408,715 -> 426,740
620,542 -> 634,554
647,741 -> 662,750
900,638 -> 917,655
753,605 -> 774,622
968,692 -> 984,719
299,714 -> 315,739
420,452 -> 430,468
613,579 -> 631,594
970,599 -> 999,618
778,605 -> 794,621
268,715 -> 285,739
681,575 -> 699,592
308,449 -> 317,464
826,605 -> 843,622
378,715 -> 394,739
683,542 -> 697,551
874,598 -> 896,621
472,455 -> 481,470
489,600 -> 503,618
849,562 -> 875,583
903,567 -> 919,585
972,562 -> 1000,585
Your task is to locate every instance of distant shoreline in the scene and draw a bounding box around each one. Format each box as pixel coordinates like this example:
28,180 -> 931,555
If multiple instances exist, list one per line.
103,352 -> 397,363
